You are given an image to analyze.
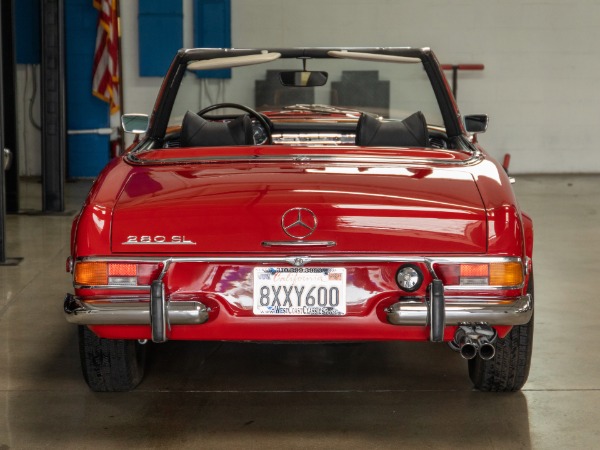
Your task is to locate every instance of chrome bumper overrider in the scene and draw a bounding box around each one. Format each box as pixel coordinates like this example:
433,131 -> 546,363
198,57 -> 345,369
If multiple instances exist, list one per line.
63,294 -> 209,326
386,294 -> 533,327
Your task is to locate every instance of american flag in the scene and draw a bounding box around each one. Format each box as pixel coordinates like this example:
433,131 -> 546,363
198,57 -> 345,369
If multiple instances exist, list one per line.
92,0 -> 120,114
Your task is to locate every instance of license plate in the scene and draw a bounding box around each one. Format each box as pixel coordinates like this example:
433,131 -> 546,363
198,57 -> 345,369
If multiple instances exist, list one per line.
253,267 -> 346,316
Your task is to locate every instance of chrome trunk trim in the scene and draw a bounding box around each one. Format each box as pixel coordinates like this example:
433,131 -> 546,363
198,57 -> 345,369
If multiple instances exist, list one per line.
77,255 -> 522,264
125,149 -> 483,167
78,256 -> 435,266
261,240 -> 336,248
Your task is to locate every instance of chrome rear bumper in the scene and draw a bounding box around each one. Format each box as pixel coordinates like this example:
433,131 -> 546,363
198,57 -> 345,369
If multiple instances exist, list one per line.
65,287 -> 532,345
386,294 -> 532,327
63,294 -> 209,326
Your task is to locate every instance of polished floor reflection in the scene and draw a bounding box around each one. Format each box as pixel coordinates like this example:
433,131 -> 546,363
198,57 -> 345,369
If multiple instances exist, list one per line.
0,175 -> 598,449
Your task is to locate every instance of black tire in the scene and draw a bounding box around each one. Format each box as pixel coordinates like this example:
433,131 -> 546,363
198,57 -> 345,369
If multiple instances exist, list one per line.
78,326 -> 147,392
468,275 -> 534,392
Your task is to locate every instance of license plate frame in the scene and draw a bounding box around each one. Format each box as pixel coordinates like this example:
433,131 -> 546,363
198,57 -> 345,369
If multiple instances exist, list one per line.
253,267 -> 346,316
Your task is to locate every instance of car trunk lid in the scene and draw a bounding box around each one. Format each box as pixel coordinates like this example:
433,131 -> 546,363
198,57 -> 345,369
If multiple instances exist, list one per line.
112,152 -> 487,254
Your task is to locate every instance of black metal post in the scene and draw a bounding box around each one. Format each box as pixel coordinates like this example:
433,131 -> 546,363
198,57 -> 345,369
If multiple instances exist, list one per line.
41,0 -> 65,213
1,0 -> 18,213
0,0 -> 5,263
0,0 -> 20,265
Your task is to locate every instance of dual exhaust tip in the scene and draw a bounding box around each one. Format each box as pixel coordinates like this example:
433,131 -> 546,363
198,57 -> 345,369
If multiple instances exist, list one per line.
452,325 -> 497,361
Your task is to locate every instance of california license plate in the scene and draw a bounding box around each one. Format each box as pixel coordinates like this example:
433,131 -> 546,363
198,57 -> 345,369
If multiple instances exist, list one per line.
253,267 -> 346,316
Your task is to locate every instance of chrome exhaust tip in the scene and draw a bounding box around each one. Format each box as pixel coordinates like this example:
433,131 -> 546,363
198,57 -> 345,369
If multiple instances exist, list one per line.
460,340 -> 478,360
452,328 -> 479,360
451,324 -> 498,360
478,339 -> 496,360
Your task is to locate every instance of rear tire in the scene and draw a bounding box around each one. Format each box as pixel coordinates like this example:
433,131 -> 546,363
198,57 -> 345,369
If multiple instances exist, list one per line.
468,275 -> 534,392
78,326 -> 147,392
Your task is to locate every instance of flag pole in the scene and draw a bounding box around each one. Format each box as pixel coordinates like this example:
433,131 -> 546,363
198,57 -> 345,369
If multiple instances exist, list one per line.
114,0 -> 124,156
92,0 -> 123,158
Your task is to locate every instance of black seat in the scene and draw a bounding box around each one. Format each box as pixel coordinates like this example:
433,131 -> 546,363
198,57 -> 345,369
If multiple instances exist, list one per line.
355,111 -> 429,147
180,110 -> 254,147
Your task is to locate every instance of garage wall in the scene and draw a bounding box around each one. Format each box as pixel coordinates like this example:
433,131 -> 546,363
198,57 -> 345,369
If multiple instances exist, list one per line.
16,65 -> 42,177
120,0 -> 600,173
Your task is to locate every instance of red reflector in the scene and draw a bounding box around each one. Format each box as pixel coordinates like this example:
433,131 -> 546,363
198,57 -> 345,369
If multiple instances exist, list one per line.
460,264 -> 489,278
108,263 -> 137,277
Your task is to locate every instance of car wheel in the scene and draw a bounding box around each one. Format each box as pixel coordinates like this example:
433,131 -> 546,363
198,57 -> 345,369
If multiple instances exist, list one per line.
468,275 -> 534,392
78,326 -> 147,392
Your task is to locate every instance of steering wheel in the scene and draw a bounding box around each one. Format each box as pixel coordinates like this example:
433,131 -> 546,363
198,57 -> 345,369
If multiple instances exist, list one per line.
197,102 -> 272,145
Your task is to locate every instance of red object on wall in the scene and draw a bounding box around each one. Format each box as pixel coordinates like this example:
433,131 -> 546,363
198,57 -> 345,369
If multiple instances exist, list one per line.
502,153 -> 512,173
441,64 -> 485,99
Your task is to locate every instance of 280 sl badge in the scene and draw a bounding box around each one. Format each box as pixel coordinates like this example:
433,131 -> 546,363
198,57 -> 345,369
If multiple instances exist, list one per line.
123,235 -> 196,245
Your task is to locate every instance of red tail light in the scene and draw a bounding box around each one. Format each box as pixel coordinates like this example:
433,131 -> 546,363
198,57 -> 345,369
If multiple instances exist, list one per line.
74,261 -> 161,287
435,262 -> 523,287
108,263 -> 138,286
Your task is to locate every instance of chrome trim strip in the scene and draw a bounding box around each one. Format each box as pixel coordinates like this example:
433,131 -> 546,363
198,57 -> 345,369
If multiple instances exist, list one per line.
78,256 -> 167,263
272,133 -> 356,145
74,284 -> 151,291
261,240 -> 336,247
66,256 -> 74,273
426,257 -> 523,264
125,150 -> 483,167
387,294 -> 532,326
74,256 -> 524,289
63,294 -> 209,326
77,255 -> 521,264
122,241 -> 197,246
444,284 -> 523,291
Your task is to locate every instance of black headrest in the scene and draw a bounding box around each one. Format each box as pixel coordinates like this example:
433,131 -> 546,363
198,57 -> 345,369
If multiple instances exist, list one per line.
180,111 -> 254,147
355,111 -> 429,147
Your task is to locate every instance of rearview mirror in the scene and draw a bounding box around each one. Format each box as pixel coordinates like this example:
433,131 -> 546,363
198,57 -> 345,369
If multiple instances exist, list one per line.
279,71 -> 328,87
464,114 -> 489,134
122,114 -> 149,134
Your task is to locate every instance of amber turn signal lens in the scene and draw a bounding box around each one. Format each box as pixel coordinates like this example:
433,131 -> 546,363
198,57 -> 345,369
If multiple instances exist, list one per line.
489,262 -> 523,286
74,262 -> 108,286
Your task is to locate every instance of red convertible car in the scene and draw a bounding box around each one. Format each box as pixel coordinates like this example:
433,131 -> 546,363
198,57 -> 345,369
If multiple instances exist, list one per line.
65,47 -> 534,392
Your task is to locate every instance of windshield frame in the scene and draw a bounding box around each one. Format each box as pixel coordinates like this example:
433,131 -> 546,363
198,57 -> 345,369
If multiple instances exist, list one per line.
145,47 -> 465,145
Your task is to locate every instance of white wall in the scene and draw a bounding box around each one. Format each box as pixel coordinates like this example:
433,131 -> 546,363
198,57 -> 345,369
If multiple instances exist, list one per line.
17,0 -> 600,175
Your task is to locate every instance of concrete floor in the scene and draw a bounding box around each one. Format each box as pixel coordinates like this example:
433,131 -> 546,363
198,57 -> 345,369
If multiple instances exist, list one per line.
0,175 -> 598,449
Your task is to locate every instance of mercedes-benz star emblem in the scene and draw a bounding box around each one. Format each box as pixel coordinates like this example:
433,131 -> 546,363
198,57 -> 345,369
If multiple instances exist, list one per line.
281,208 -> 318,239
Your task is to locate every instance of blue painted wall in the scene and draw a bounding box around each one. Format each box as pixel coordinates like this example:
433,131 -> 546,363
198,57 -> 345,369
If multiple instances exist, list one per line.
193,0 -> 231,79
138,0 -> 183,77
64,0 -> 110,178
15,0 -> 41,64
